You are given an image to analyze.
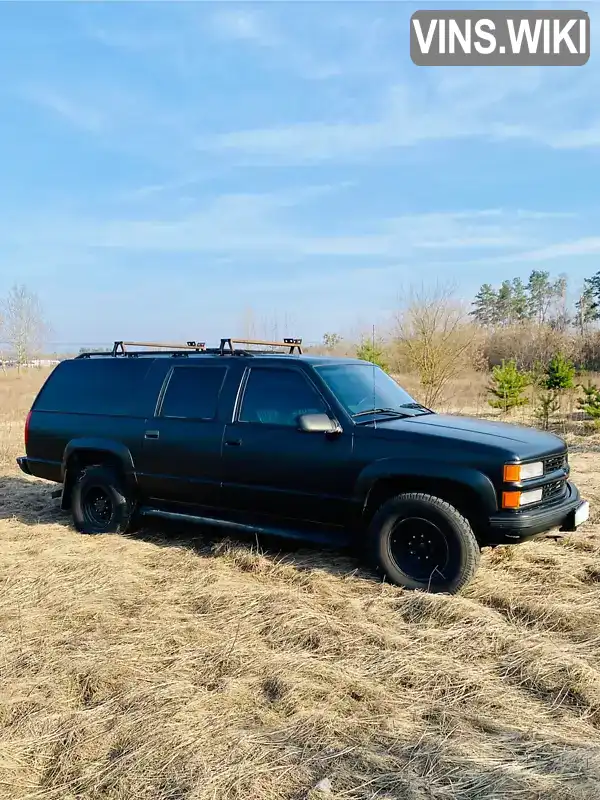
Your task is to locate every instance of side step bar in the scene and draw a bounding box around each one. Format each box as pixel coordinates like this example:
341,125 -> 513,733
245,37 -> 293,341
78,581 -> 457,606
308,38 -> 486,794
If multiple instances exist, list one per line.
138,506 -> 343,547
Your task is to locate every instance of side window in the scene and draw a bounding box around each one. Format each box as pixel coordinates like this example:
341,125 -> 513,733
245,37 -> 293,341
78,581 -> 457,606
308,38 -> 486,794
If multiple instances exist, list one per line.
34,359 -> 154,416
159,366 -> 227,420
239,368 -> 327,426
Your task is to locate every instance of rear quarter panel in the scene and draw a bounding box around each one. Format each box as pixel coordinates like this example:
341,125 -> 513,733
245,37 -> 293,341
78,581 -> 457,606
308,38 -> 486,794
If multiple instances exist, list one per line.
26,412 -> 148,482
25,357 -> 167,482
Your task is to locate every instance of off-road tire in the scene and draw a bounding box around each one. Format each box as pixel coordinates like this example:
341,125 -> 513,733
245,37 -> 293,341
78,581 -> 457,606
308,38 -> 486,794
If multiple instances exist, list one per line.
368,492 -> 480,594
71,465 -> 135,535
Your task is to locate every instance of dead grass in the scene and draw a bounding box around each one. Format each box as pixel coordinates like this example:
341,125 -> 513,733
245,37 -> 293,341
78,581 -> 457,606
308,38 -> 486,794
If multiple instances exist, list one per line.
1,369 -> 600,799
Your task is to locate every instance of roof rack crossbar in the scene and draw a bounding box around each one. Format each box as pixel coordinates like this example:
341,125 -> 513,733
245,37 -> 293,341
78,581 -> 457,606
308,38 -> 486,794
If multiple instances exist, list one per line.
112,340 -> 206,356
220,337 -> 302,355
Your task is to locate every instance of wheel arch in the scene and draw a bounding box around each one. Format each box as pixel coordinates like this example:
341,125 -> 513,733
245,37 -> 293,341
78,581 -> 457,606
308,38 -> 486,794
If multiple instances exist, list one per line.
61,439 -> 136,510
358,461 -> 497,538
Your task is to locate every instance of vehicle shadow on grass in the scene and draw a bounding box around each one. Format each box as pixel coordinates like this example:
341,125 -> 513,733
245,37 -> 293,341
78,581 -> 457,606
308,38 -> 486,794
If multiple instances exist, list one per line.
0,473 -> 66,526
0,474 -> 369,583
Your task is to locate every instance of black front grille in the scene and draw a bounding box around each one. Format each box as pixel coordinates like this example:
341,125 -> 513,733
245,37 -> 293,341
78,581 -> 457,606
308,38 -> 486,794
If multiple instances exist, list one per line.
544,453 -> 567,474
542,480 -> 565,500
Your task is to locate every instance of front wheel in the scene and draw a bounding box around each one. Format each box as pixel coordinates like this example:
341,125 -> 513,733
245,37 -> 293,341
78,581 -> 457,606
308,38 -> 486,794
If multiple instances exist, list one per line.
368,492 -> 480,594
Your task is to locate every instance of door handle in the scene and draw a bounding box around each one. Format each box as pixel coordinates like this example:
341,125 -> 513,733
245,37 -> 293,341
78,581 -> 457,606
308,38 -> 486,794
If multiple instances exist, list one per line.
145,430 -> 160,440
225,438 -> 242,447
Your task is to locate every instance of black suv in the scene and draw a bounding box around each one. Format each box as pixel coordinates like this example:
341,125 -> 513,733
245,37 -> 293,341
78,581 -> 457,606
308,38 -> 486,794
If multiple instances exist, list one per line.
17,337 -> 589,594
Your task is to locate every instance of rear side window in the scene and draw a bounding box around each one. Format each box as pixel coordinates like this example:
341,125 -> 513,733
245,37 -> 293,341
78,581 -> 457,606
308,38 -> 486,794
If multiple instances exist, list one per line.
159,366 -> 227,420
34,358 -> 153,416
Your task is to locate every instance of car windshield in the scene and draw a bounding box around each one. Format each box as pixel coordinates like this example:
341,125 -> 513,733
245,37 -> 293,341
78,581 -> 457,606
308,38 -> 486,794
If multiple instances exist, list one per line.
316,363 -> 424,418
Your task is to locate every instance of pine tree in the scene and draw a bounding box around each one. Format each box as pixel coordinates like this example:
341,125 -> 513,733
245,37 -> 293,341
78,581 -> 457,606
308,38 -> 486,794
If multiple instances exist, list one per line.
543,353 -> 576,391
496,280 -> 514,326
535,390 -> 560,431
587,271 -> 600,309
511,277 -> 529,323
527,270 -> 553,325
550,274 -> 569,331
471,283 -> 498,326
488,359 -> 531,413
578,381 -> 600,419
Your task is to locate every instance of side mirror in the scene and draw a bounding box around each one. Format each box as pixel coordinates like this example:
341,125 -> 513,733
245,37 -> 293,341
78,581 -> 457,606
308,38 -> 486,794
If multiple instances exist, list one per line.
298,413 -> 342,435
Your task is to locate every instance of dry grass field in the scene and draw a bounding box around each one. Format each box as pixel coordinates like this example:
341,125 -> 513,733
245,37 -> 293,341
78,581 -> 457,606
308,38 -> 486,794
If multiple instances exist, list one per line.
2,369 -> 600,800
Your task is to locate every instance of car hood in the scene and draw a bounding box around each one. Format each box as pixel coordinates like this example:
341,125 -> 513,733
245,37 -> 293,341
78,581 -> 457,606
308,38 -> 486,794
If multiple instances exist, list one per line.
371,413 -> 566,459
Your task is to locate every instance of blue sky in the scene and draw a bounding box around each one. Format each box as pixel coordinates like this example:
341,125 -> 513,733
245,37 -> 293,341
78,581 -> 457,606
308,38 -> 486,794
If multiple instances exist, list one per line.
1,1 -> 600,348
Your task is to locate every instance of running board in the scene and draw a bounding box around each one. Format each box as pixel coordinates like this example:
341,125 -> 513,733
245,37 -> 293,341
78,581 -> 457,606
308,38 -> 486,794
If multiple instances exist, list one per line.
138,506 -> 345,547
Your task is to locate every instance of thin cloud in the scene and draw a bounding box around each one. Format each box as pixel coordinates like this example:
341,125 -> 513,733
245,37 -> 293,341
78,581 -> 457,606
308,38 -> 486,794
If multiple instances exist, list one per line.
208,7 -> 357,80
197,63 -> 600,162
21,87 -> 105,133
84,26 -> 171,52
509,237 -> 600,263
452,234 -> 600,271
209,9 -> 281,48
550,124 -> 600,149
48,10 -> 600,164
0,201 -> 546,261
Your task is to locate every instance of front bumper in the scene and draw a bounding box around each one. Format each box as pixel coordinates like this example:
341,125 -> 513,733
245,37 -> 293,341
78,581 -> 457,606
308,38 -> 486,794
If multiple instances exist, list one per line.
486,481 -> 587,543
16,456 -> 32,475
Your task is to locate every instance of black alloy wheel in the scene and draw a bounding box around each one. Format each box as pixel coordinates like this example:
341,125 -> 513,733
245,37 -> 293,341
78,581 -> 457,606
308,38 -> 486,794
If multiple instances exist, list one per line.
388,516 -> 452,584
81,484 -> 114,529
367,492 -> 481,594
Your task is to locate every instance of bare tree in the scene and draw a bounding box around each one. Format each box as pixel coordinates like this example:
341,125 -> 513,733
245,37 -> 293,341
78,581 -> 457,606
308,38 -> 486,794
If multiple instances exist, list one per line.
0,306 -> 5,373
238,307 -> 300,346
240,306 -> 257,340
394,283 -> 481,408
2,284 -> 50,369
322,332 -> 343,352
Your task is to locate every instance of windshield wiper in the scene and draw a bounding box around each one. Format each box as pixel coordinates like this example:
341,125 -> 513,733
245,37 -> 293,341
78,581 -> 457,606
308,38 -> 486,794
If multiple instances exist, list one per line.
352,407 -> 411,420
399,402 -> 434,415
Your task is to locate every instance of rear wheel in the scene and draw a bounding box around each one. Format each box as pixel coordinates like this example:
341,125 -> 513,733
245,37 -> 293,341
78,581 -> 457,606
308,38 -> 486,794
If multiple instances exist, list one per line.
368,492 -> 480,594
71,465 -> 135,535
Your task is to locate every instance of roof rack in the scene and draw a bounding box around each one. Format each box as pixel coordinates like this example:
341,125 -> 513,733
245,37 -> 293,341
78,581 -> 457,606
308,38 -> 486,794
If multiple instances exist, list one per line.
76,337 -> 303,359
112,340 -> 206,356
220,337 -> 302,355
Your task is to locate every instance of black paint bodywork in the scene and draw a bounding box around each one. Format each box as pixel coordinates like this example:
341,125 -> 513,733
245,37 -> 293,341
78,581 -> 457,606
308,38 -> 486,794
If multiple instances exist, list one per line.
17,353 -> 585,546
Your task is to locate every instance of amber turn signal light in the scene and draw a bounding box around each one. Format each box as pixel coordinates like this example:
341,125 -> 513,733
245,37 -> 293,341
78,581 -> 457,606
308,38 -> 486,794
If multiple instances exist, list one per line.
503,464 -> 521,482
502,491 -> 521,509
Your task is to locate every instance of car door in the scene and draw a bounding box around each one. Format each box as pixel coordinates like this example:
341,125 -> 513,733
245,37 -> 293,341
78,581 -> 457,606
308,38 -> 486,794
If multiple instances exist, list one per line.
136,361 -> 231,508
220,365 -> 355,527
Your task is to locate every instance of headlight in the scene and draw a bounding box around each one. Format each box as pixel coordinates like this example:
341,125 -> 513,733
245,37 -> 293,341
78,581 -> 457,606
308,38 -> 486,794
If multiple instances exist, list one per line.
502,488 -> 543,508
503,461 -> 544,482
519,488 -> 543,505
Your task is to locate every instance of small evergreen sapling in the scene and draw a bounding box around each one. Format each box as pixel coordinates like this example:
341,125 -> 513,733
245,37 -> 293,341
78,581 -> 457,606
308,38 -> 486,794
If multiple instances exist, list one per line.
532,354 -> 575,429
578,381 -> 600,420
543,353 -> 575,391
488,359 -> 530,413
535,390 -> 560,431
